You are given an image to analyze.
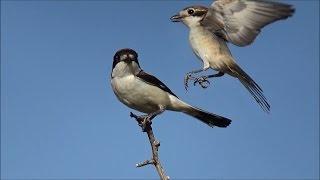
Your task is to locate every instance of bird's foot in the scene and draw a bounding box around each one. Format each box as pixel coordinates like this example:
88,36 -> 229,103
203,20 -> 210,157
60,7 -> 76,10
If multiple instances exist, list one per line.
184,72 -> 196,91
193,76 -> 211,88
130,112 -> 152,132
140,116 -> 152,132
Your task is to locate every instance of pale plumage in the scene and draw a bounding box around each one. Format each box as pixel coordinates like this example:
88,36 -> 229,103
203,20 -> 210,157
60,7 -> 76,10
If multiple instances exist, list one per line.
203,0 -> 295,46
111,48 -> 232,128
171,0 -> 295,112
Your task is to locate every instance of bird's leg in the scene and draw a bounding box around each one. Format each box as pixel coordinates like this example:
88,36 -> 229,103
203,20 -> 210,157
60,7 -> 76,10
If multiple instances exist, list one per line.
130,112 -> 146,126
184,68 -> 205,90
130,112 -> 150,132
130,108 -> 165,132
140,108 -> 165,132
193,71 -> 224,88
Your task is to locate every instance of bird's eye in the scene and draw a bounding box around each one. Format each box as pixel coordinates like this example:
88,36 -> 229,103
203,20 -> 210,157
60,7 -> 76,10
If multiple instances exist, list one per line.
188,9 -> 194,15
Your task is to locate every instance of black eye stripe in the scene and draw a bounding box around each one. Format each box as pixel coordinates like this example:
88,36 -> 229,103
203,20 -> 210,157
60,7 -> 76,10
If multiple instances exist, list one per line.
183,6 -> 208,17
192,10 -> 207,17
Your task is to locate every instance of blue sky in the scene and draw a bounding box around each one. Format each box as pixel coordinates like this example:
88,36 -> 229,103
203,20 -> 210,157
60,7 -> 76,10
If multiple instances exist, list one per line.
1,0 -> 319,179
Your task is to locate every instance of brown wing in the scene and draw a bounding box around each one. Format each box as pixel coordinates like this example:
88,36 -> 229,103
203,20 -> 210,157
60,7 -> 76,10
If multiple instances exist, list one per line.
201,0 -> 295,46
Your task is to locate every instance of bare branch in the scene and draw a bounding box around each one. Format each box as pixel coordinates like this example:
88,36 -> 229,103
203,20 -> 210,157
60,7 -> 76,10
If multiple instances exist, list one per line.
136,159 -> 154,168
130,112 -> 169,180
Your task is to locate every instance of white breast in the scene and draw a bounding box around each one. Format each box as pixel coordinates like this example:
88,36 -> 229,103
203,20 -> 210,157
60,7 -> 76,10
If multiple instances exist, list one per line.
111,75 -> 171,113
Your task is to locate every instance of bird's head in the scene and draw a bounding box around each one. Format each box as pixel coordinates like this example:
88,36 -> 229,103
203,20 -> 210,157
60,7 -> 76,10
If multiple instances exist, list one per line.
113,48 -> 139,69
170,6 -> 208,27
112,48 -> 140,78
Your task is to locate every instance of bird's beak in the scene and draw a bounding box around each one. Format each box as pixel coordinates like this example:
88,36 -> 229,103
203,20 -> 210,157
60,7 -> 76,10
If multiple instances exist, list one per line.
170,14 -> 182,22
124,59 -> 132,63
122,55 -> 133,63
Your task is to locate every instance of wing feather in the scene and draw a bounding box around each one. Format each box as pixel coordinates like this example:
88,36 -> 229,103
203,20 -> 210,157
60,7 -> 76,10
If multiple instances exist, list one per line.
202,0 -> 295,46
136,70 -> 178,98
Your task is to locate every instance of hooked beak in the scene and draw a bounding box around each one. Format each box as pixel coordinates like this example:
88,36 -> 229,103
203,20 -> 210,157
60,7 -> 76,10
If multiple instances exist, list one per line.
170,14 -> 182,22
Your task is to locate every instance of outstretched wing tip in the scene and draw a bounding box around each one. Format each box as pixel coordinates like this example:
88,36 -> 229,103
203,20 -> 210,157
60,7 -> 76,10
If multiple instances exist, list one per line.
204,0 -> 295,46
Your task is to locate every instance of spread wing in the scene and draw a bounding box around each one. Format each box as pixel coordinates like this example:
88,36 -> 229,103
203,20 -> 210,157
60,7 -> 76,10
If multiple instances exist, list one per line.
136,70 -> 178,98
201,0 -> 295,46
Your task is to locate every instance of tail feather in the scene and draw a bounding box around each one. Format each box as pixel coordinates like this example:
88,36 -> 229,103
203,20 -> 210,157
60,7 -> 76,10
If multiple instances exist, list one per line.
183,106 -> 232,128
229,63 -> 270,113
240,79 -> 270,112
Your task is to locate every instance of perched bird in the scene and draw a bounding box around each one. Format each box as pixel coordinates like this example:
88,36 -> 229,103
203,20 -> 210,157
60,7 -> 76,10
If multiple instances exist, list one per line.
170,0 -> 295,112
111,48 -> 232,128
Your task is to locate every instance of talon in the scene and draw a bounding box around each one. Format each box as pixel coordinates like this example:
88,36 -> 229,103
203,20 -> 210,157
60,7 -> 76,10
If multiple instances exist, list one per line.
130,112 -> 150,131
193,76 -> 211,89
184,73 -> 198,91
184,73 -> 192,91
141,116 -> 152,132
193,80 -> 197,86
200,80 -> 210,88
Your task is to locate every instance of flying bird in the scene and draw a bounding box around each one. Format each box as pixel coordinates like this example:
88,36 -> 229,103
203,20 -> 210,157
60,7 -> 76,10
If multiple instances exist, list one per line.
170,0 -> 295,112
111,48 -> 232,128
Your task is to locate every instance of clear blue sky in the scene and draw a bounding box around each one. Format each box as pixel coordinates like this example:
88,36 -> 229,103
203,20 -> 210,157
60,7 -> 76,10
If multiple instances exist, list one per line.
1,0 -> 319,179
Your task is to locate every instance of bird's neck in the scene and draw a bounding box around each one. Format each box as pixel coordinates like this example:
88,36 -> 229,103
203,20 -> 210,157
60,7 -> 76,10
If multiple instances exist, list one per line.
111,61 -> 140,78
182,16 -> 203,29
189,25 -> 208,40
185,21 -> 201,29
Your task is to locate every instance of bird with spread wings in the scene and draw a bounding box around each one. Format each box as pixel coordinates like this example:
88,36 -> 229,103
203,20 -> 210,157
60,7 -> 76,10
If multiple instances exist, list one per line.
171,0 -> 295,112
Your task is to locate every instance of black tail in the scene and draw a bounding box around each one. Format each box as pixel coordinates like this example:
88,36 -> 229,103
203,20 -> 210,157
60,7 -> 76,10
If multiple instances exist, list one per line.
183,106 -> 232,128
231,63 -> 270,113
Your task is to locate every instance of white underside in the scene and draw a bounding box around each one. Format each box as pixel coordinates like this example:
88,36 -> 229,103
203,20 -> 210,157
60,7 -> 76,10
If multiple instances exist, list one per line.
111,62 -> 190,114
189,25 -> 235,73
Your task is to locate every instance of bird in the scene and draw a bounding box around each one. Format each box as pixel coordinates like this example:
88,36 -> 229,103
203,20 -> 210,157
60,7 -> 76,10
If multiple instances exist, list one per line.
170,0 -> 295,113
111,48 -> 232,129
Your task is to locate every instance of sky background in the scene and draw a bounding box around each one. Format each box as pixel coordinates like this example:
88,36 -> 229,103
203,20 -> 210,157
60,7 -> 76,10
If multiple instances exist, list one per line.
1,0 -> 319,179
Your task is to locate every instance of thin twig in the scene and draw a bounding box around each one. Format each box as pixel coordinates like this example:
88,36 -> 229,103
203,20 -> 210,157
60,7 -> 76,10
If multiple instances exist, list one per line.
130,112 -> 169,180
136,159 -> 154,167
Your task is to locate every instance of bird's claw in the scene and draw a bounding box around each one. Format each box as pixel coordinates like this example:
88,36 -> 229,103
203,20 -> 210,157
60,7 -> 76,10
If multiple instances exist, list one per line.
140,116 -> 152,132
193,76 -> 210,88
184,73 -> 195,91
130,112 -> 151,132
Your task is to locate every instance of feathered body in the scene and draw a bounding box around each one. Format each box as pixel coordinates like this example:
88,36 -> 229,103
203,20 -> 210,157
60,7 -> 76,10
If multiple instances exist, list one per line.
171,0 -> 295,112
